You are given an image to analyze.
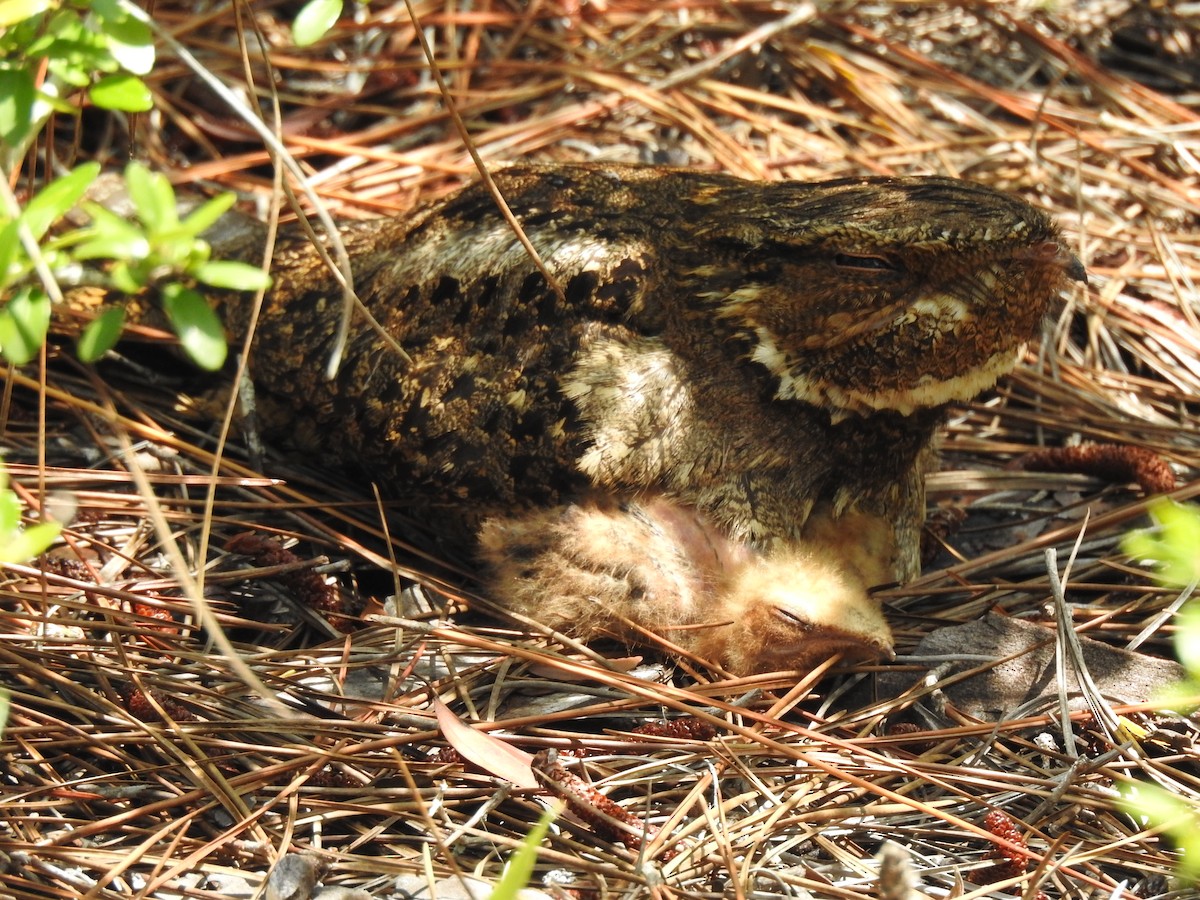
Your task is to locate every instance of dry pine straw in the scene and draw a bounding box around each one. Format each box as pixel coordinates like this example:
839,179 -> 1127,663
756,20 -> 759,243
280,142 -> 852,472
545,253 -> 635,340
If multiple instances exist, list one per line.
2,1 -> 1200,898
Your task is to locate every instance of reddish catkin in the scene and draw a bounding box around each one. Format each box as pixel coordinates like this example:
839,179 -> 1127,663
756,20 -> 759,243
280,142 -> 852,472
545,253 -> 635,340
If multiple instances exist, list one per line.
531,749 -> 676,860
224,532 -> 347,623
884,721 -> 940,754
124,688 -> 196,723
984,810 -> 1028,876
132,600 -> 176,630
630,718 -> 718,741
304,766 -> 355,788
1017,444 -> 1175,495
429,746 -> 466,765
969,811 -> 1049,899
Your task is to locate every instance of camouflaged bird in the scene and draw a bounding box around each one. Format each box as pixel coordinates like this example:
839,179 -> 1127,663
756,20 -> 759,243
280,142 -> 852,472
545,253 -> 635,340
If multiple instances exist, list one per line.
187,164 -> 1083,673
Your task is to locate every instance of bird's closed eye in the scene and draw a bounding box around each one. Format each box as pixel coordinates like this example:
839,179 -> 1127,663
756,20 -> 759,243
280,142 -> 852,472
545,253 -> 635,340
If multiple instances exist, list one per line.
833,252 -> 899,273
773,607 -> 811,630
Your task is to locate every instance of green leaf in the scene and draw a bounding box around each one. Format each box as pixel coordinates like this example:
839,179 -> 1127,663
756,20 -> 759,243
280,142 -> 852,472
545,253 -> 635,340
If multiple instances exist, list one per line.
74,203 -> 150,261
192,260 -> 272,292
293,0 -> 341,47
0,67 -> 36,148
1156,677 -> 1200,714
490,804 -> 557,900
1175,602 -> 1200,679
90,0 -> 151,25
0,0 -> 50,28
1123,500 -> 1200,588
180,193 -> 236,238
109,260 -> 142,293
0,486 -> 19,535
0,287 -> 50,365
0,687 -> 9,733
0,520 -> 61,564
33,87 -> 77,116
92,1 -> 154,75
0,219 -> 20,290
124,162 -> 177,234
153,231 -> 203,269
1120,781 -> 1200,883
88,0 -> 122,18
76,307 -> 126,362
20,162 -> 101,240
161,283 -> 226,370
34,10 -> 118,85
89,73 -> 152,111
73,231 -> 151,262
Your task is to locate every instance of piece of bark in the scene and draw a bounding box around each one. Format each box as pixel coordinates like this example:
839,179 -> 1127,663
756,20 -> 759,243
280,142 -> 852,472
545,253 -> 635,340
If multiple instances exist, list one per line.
882,612 -> 1183,721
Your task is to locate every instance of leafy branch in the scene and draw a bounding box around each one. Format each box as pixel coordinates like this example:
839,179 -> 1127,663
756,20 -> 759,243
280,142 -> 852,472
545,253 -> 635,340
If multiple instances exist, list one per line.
1120,500 -> 1200,884
1,161 -> 270,369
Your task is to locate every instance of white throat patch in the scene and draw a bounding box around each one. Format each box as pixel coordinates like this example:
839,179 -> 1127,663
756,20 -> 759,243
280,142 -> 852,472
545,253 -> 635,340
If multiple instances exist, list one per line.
752,324 -> 1024,416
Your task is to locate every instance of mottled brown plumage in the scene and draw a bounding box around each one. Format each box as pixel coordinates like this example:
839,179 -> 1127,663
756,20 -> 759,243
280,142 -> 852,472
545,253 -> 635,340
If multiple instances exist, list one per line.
197,164 -> 1081,672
